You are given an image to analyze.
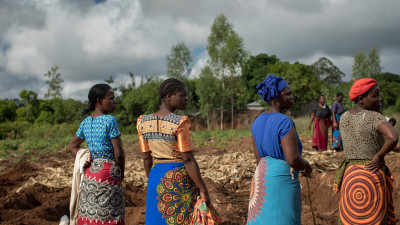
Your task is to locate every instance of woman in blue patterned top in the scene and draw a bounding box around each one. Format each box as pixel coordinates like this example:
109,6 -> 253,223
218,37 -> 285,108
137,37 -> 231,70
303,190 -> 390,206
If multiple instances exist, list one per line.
68,84 -> 125,225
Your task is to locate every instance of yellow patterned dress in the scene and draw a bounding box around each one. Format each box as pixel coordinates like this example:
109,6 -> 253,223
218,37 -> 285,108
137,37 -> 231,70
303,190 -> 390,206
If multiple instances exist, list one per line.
137,113 -> 198,225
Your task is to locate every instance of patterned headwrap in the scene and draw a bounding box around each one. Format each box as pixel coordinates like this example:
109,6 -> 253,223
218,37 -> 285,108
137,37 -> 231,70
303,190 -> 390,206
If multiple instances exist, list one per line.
256,74 -> 288,103
349,78 -> 378,101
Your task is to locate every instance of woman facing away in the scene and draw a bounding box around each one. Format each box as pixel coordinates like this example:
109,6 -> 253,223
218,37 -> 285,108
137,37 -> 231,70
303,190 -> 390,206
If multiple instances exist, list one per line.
68,84 -> 125,225
137,78 -> 210,225
332,92 -> 345,151
309,94 -> 331,151
334,78 -> 398,225
247,74 -> 312,225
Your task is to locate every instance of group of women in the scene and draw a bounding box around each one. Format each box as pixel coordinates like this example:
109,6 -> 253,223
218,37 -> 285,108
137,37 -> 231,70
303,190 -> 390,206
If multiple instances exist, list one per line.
309,92 -> 345,152
68,75 -> 398,225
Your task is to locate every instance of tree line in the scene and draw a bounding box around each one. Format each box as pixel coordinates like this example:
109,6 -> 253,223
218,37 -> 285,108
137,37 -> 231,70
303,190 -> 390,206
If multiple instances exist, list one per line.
1,14 -> 400,139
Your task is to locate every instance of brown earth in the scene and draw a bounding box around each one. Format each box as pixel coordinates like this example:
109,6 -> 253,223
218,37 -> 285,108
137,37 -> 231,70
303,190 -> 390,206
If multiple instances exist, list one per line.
1,136 -> 400,225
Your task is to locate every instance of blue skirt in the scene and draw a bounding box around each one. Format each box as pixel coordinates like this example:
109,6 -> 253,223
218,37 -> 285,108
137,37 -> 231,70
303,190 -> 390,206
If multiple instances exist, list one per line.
247,157 -> 301,225
332,114 -> 343,149
145,162 -> 199,225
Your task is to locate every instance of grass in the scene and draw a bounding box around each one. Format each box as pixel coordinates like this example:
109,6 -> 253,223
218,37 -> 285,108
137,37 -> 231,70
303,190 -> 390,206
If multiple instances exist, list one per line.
192,129 -> 251,148
292,115 -> 313,138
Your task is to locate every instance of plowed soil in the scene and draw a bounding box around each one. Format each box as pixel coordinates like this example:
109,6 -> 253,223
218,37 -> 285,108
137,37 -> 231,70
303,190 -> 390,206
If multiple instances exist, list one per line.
1,135 -> 400,225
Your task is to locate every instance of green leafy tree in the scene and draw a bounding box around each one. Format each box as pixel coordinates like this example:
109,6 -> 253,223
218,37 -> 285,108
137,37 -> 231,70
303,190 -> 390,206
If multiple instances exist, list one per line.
206,14 -> 247,129
18,90 -> 39,122
352,47 -> 382,79
352,51 -> 367,79
0,99 -> 18,122
105,75 -> 114,84
312,57 -> 345,85
44,65 -> 63,99
372,72 -> 400,109
242,53 -> 280,101
118,78 -> 162,130
196,66 -> 220,129
166,42 -> 192,80
366,47 -> 382,77
266,61 -> 321,112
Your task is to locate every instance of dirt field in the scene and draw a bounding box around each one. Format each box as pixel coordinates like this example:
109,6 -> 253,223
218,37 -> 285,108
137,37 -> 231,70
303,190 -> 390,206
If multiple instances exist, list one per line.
1,135 -> 400,225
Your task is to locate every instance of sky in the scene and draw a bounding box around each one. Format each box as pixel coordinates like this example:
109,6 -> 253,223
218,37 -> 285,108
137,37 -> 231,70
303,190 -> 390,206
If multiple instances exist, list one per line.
1,0 -> 399,100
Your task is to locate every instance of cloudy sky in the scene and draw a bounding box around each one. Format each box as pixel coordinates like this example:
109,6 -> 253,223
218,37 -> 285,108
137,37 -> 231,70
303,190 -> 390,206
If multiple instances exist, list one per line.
1,0 -> 399,100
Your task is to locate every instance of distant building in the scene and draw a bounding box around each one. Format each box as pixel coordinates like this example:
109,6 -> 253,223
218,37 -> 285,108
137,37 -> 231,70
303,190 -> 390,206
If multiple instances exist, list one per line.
246,101 -> 264,111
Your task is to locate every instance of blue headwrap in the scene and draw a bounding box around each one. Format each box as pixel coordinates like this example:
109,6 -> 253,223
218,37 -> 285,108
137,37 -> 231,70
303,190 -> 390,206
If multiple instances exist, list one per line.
256,74 -> 288,103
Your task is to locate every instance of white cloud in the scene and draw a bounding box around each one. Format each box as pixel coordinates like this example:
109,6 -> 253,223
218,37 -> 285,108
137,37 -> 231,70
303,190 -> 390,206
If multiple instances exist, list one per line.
0,0 -> 400,99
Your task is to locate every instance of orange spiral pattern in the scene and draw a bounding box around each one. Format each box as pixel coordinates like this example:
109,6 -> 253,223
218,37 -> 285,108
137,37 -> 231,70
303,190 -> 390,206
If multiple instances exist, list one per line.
339,165 -> 386,225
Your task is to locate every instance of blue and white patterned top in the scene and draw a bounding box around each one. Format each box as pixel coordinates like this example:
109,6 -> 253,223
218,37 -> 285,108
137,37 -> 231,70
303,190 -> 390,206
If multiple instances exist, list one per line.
76,114 -> 121,160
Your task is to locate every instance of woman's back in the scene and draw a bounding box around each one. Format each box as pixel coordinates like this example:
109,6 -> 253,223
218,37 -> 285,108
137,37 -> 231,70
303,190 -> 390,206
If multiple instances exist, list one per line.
76,114 -> 120,160
137,113 -> 192,159
340,110 -> 386,160
251,113 -> 302,160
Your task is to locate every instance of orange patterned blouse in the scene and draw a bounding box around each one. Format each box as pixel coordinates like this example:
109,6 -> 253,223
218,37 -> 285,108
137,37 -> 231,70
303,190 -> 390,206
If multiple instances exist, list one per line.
137,113 -> 192,159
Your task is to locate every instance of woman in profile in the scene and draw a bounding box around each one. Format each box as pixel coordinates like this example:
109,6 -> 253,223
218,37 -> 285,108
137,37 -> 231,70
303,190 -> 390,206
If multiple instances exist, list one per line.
68,84 -> 125,225
137,78 -> 210,225
334,78 -> 397,225
247,74 -> 312,225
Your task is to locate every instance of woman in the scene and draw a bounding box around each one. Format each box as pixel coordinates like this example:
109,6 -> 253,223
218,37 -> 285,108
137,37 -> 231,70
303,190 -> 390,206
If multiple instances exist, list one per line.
137,78 -> 210,225
247,74 -> 312,225
334,78 -> 398,225
309,95 -> 331,151
332,92 -> 345,151
68,84 -> 125,225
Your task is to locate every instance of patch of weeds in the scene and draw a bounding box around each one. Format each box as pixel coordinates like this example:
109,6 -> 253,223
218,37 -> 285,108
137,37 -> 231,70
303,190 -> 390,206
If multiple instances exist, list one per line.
0,140 -> 20,158
28,156 -> 39,162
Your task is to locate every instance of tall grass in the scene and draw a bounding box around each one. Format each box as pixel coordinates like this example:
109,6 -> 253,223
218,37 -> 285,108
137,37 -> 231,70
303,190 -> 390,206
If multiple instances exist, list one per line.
292,115 -> 313,137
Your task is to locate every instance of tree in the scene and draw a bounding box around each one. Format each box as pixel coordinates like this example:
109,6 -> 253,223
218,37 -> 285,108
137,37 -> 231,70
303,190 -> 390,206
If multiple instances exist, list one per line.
266,61 -> 321,112
44,65 -> 63,99
0,99 -> 18,122
352,51 -> 367,79
196,66 -> 220,129
312,57 -> 345,85
206,14 -> 247,129
242,54 -> 280,101
105,75 -> 114,84
367,47 -> 382,76
19,90 -> 39,122
352,47 -> 382,79
166,42 -> 192,80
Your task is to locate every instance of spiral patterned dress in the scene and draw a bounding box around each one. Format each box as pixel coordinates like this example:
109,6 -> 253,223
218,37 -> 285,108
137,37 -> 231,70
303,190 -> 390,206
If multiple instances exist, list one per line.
75,115 -> 125,225
334,110 -> 395,225
137,113 -> 198,225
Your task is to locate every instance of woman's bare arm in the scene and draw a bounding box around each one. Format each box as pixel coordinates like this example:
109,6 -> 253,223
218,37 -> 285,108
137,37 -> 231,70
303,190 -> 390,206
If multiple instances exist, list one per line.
365,122 -> 398,173
111,136 -> 125,180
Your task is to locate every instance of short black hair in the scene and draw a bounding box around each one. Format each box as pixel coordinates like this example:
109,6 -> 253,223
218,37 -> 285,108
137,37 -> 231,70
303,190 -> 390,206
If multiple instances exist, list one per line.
82,83 -> 112,115
159,78 -> 186,99
389,118 -> 396,126
336,92 -> 344,98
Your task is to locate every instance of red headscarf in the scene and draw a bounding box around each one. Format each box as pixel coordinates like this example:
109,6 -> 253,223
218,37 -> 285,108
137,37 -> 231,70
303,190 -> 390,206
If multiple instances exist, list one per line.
349,78 -> 378,101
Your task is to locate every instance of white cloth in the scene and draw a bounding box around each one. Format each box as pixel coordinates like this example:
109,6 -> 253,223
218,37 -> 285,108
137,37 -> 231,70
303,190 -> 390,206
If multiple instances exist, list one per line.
69,149 -> 90,225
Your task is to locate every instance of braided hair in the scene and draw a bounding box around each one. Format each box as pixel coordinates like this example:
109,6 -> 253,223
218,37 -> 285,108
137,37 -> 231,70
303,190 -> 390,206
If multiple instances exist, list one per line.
82,83 -> 112,115
159,78 -> 186,99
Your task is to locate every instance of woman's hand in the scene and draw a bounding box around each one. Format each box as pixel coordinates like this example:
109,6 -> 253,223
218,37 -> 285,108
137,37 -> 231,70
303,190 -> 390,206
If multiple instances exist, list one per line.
333,122 -> 338,129
364,155 -> 385,174
301,160 -> 313,177
83,159 -> 92,170
200,189 -> 211,206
